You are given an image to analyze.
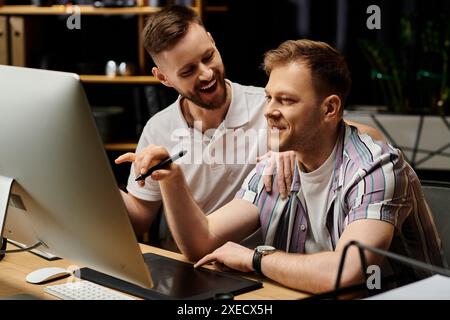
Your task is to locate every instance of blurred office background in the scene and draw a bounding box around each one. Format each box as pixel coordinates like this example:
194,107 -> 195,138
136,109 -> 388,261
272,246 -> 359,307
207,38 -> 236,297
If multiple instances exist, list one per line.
1,0 -> 449,183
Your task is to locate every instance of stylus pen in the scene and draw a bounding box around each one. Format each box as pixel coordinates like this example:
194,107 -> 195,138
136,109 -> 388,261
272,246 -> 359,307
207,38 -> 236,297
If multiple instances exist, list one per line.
135,150 -> 188,181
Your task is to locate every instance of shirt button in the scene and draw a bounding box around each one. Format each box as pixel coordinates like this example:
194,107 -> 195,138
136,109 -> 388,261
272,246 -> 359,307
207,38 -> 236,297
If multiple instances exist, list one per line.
300,224 -> 306,231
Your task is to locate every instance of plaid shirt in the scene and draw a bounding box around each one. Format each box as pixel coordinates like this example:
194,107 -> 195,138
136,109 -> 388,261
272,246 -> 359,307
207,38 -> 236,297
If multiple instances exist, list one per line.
236,124 -> 445,279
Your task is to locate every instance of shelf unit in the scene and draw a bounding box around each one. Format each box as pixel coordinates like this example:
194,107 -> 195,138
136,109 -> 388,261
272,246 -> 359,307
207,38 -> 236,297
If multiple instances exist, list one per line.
0,5 -> 164,15
0,2 -> 205,152
0,4 -> 224,15
104,142 -> 139,152
79,75 -> 159,84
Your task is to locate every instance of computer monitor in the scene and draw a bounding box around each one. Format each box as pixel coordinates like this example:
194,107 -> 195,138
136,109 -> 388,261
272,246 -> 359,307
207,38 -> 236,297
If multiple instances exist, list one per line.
0,65 -> 153,289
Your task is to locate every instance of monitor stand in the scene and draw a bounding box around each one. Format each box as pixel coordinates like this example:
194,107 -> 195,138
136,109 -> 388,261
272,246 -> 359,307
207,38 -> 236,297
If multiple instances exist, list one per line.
0,176 -> 58,261
0,176 -> 14,235
0,176 -> 14,261
7,239 -> 59,261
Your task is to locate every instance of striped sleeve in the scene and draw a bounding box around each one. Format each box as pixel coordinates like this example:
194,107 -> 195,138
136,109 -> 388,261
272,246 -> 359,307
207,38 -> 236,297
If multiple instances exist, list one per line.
235,161 -> 267,205
345,137 -> 412,229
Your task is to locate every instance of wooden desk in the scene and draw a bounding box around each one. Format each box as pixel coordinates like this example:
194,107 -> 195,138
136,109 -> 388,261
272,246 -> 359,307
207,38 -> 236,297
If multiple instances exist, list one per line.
0,243 -> 308,300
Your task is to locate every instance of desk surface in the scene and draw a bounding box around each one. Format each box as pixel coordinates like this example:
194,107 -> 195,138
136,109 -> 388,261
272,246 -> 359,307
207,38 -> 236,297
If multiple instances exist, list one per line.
0,243 -> 308,300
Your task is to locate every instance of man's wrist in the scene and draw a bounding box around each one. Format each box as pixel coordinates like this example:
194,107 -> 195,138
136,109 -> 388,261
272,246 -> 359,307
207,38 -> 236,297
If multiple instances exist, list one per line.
252,245 -> 276,276
158,163 -> 183,185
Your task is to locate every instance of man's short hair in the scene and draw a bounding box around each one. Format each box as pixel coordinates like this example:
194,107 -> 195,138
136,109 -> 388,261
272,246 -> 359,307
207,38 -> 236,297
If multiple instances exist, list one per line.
143,5 -> 203,57
263,39 -> 352,105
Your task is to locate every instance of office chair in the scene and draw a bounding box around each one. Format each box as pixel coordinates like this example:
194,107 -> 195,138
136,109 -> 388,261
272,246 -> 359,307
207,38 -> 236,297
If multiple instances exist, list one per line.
421,180 -> 450,266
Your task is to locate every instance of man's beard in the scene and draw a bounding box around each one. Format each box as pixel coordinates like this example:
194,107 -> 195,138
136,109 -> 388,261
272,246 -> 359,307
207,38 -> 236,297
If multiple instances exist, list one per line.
180,71 -> 227,110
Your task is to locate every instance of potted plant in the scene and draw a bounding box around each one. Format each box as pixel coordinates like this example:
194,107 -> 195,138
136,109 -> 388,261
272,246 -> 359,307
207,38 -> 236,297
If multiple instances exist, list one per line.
345,13 -> 450,171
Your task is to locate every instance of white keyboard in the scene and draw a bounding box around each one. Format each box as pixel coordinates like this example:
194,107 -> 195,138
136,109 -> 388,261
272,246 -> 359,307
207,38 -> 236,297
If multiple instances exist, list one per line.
44,280 -> 136,300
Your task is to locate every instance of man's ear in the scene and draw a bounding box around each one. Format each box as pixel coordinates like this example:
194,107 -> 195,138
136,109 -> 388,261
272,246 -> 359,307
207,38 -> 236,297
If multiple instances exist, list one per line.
207,31 -> 215,45
322,95 -> 342,120
152,67 -> 172,88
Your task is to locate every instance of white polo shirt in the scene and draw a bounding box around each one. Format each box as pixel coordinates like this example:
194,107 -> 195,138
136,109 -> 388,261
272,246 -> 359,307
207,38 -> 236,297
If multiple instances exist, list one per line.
127,80 -> 267,217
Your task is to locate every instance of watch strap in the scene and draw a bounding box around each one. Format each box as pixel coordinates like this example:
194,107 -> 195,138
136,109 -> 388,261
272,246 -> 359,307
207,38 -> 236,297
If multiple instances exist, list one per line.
252,249 -> 263,276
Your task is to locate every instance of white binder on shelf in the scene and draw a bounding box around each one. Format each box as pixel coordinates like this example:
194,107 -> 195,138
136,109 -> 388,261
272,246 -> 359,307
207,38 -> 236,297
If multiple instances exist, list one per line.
9,16 -> 26,67
0,16 -> 8,65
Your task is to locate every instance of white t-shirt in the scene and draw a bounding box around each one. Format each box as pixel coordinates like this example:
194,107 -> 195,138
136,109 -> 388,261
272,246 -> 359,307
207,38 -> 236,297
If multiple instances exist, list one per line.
126,80 -> 267,249
300,142 -> 338,253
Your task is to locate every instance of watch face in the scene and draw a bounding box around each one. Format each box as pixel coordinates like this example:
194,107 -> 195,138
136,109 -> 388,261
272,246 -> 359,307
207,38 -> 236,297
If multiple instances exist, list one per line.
256,245 -> 276,253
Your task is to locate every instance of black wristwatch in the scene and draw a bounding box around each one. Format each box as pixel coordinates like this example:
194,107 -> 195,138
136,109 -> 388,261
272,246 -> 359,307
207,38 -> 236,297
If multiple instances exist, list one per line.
252,245 -> 276,276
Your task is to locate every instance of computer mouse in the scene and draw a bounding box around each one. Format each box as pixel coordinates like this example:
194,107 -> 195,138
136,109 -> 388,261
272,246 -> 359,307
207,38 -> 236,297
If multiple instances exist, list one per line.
25,267 -> 71,284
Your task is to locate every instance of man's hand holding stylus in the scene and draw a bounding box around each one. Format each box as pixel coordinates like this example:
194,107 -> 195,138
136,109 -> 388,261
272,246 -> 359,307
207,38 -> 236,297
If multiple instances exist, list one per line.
115,144 -> 181,186
115,143 -> 296,197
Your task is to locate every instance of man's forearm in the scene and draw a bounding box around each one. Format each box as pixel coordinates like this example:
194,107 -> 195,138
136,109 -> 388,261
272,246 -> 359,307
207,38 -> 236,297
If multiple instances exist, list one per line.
159,168 -> 217,260
120,190 -> 160,235
261,250 -> 364,294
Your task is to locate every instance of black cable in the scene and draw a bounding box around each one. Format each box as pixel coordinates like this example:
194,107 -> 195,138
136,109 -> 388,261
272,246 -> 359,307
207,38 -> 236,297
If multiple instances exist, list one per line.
332,240 -> 450,299
0,240 -> 44,255
304,274 -> 402,300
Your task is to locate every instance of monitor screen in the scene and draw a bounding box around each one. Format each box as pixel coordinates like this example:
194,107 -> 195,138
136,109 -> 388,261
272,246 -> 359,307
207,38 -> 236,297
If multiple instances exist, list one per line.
0,65 -> 152,289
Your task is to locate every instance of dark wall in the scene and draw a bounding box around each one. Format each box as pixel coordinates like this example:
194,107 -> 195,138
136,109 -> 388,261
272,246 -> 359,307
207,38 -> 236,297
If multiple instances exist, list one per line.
205,0 -> 450,108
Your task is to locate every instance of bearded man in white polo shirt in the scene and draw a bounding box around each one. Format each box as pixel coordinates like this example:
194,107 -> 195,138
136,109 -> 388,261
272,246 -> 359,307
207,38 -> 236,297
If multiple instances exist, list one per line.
115,6 -> 381,252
